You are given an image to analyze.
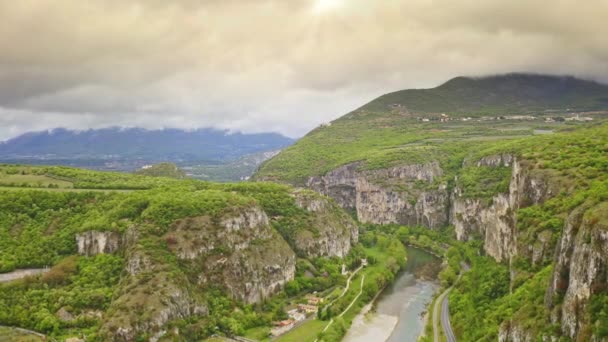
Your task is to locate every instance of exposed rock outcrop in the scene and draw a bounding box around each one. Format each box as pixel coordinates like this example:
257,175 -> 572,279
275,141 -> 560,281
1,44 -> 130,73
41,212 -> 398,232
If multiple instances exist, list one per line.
498,321 -> 535,342
102,201 -> 359,340
292,191 -> 359,258
76,231 -> 121,256
451,156 -> 555,261
103,270 -> 207,342
167,206 -> 296,304
546,202 -> 608,340
307,156 -> 554,261
102,233 -> 207,342
308,162 -> 449,228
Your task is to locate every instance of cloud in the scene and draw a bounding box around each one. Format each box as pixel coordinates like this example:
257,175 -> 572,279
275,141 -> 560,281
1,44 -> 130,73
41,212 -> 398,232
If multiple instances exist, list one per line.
0,0 -> 607,140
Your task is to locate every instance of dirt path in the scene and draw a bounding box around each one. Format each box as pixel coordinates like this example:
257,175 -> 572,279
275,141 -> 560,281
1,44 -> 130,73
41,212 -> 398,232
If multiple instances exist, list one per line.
316,274 -> 366,341
0,268 -> 49,283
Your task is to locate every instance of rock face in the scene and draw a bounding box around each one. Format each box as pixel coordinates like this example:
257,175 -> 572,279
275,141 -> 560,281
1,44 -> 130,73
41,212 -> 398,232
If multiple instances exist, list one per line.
308,162 -> 449,228
101,200 -> 359,340
76,231 -> 121,256
546,202 -> 608,340
292,191 -> 359,258
451,193 -> 516,262
450,156 -> 554,261
102,228 -> 207,342
167,206 -> 296,304
304,154 -> 608,341
307,155 -> 556,262
103,268 -> 207,342
499,321 -> 534,342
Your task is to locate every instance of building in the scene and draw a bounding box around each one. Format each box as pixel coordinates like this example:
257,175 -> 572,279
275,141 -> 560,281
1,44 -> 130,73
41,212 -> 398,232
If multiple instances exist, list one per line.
298,304 -> 319,314
270,319 -> 295,337
565,114 -> 594,122
306,295 -> 324,305
288,308 -> 306,322
271,320 -> 295,336
361,258 -> 368,266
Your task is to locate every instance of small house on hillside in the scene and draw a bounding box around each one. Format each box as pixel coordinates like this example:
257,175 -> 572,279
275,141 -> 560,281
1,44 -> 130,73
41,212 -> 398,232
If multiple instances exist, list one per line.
298,304 -> 319,314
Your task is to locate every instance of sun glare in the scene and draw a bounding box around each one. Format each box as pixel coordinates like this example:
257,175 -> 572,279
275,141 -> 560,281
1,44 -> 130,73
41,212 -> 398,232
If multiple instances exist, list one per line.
313,0 -> 344,13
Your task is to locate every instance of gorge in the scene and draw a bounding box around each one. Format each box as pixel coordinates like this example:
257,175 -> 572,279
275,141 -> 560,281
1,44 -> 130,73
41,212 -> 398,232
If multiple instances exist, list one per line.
255,74 -> 608,341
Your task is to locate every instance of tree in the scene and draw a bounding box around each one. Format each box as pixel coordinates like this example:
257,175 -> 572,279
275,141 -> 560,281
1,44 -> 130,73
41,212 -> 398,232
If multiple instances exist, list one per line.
439,266 -> 457,287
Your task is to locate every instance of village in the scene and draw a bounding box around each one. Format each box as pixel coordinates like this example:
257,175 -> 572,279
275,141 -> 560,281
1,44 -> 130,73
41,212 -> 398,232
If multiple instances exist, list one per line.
269,259 -> 368,339
269,294 -> 324,337
384,103 -> 603,123
413,112 -> 596,123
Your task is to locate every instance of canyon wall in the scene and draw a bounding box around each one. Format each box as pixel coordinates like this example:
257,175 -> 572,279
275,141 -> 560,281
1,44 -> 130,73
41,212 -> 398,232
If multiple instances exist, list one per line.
306,154 -> 606,340
76,231 -> 121,256
88,197 -> 358,341
307,161 -> 449,229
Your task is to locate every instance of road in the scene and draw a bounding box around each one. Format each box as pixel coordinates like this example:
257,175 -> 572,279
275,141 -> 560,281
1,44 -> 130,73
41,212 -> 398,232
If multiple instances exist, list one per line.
440,291 -> 456,342
433,263 -> 469,342
432,286 -> 450,342
322,265 -> 363,315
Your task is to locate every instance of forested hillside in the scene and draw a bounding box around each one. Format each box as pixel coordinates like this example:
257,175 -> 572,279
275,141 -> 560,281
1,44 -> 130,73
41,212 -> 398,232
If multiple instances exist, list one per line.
0,165 -> 408,341
255,74 -> 608,341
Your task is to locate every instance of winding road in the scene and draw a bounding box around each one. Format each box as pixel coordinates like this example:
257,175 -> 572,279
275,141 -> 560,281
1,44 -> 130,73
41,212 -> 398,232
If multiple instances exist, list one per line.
440,290 -> 456,342
433,264 -> 469,342
432,286 -> 450,342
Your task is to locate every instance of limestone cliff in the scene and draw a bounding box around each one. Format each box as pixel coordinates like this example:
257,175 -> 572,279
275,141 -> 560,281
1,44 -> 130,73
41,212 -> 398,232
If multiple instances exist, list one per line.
101,238 -> 207,342
292,190 -> 359,258
166,206 -> 296,304
307,161 -> 449,228
546,202 -> 608,340
306,155 -> 556,262
451,155 -> 555,262
76,231 -> 121,256
303,153 -> 608,341
96,199 -> 359,341
498,321 -> 535,342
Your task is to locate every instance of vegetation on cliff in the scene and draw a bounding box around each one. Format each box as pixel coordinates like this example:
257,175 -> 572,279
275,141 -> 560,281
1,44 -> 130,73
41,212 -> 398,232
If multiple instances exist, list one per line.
254,74 -> 608,341
0,164 -> 363,340
256,74 -> 608,185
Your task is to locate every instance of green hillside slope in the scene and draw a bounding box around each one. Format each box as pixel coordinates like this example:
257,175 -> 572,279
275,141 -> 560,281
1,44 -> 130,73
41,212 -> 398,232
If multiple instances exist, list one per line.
255,74 -> 608,184
254,74 -> 608,341
361,73 -> 608,115
0,164 -> 407,341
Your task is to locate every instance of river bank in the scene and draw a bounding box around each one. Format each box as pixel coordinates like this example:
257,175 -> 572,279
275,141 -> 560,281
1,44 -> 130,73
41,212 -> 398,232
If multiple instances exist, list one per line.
343,247 -> 440,342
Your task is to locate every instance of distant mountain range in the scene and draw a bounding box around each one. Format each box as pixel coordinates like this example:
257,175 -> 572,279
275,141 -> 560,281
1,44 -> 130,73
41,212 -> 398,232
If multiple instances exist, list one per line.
0,127 -> 295,175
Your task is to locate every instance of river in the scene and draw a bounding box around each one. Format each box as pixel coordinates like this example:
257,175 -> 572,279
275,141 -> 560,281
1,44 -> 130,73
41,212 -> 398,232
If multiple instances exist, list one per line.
343,247 -> 441,342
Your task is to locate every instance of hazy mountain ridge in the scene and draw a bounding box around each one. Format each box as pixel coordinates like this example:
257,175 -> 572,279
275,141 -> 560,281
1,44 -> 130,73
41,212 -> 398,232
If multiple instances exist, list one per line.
0,127 -> 294,162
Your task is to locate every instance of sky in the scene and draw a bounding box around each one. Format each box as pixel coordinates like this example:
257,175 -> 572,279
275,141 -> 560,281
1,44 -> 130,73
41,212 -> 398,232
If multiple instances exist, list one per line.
1,0 -> 608,141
